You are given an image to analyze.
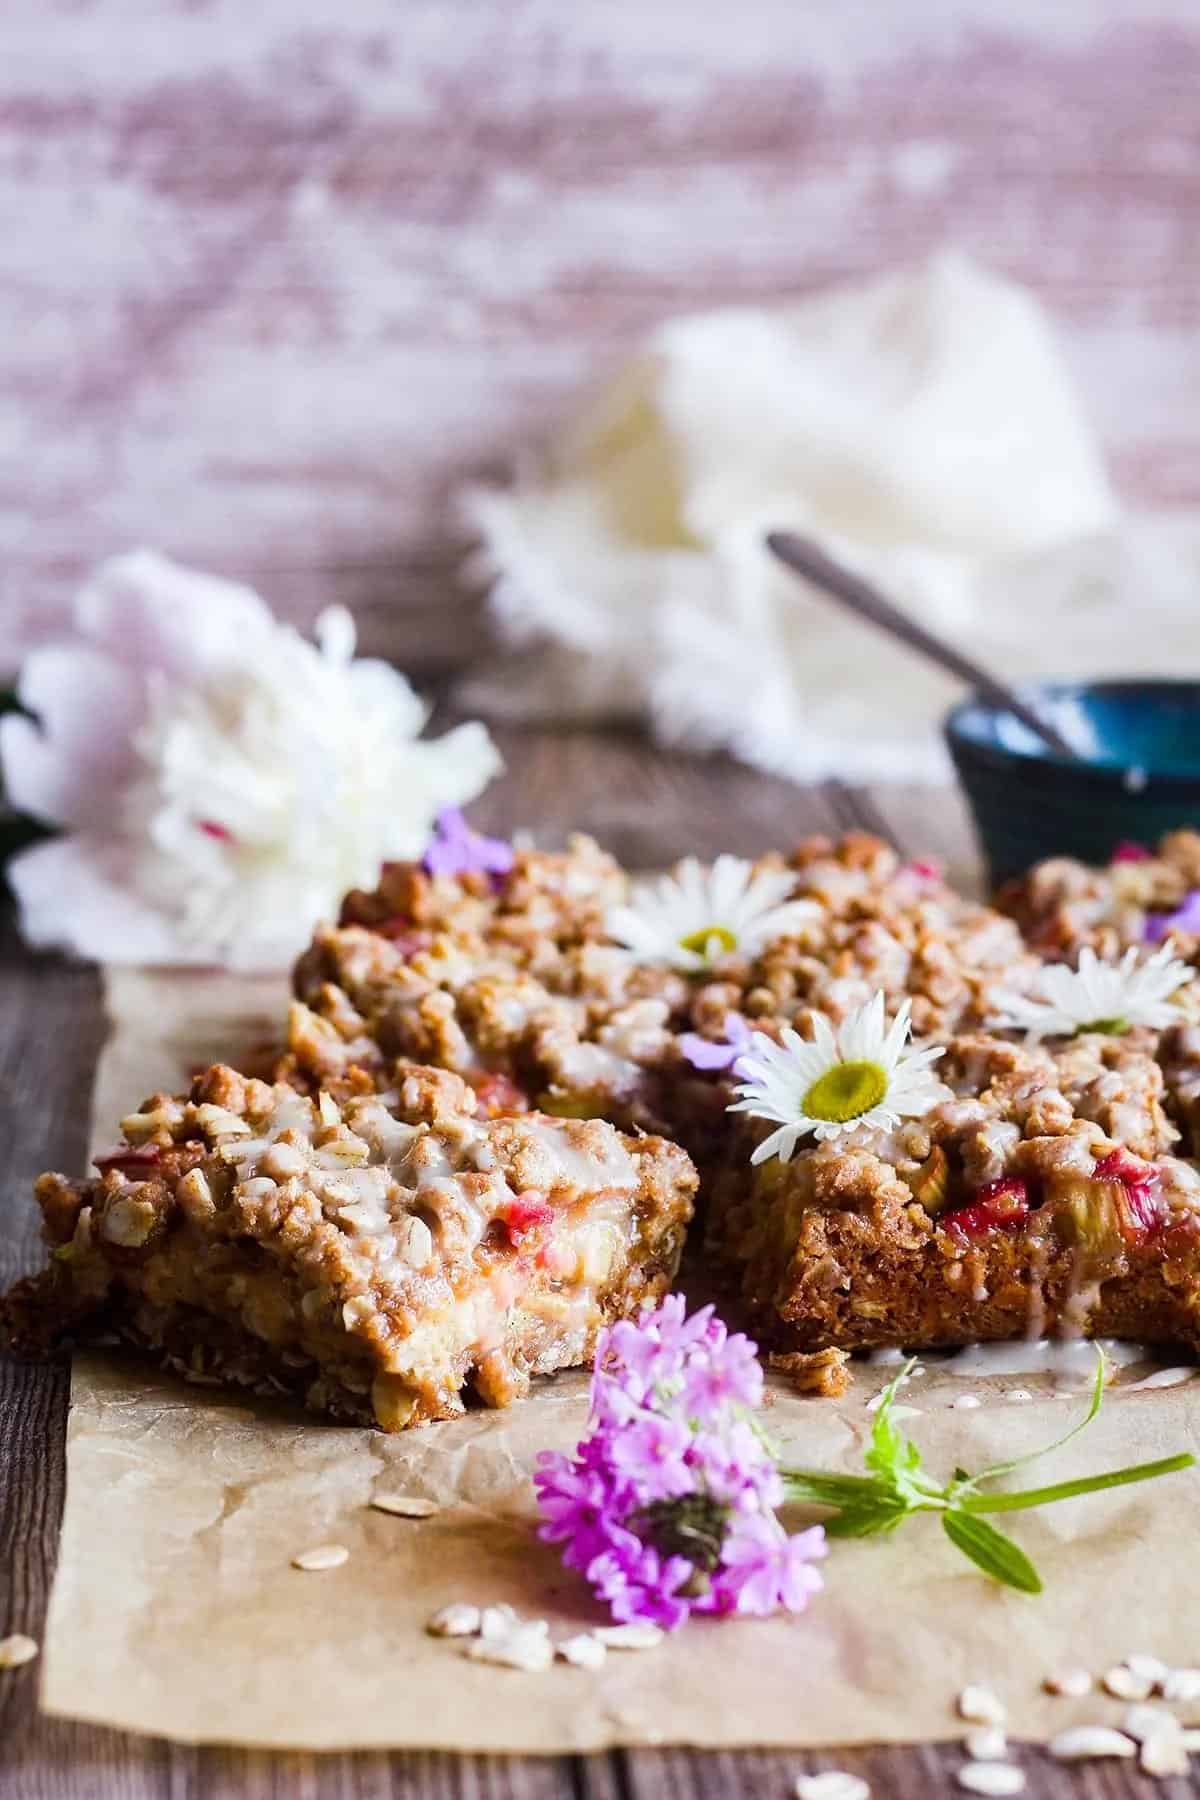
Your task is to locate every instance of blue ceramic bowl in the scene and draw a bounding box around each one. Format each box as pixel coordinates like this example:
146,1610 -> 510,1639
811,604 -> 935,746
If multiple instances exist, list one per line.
944,680 -> 1200,887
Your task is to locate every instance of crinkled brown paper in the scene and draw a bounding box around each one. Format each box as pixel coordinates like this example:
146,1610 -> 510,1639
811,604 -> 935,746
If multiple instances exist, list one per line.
37,970 -> 1200,1749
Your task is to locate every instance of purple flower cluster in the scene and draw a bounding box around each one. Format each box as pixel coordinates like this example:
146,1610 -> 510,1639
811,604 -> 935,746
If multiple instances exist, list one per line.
534,1295 -> 826,1630
421,807 -> 515,880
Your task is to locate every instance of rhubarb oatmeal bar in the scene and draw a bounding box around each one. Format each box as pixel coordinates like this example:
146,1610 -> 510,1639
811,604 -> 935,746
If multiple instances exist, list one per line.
705,1026 -> 1200,1354
11,819 -> 1200,1406
3,1061 -> 695,1428
280,822 -> 1200,1364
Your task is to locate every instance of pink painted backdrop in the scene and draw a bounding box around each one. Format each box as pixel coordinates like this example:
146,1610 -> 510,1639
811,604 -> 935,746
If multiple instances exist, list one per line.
3,0 -> 1199,668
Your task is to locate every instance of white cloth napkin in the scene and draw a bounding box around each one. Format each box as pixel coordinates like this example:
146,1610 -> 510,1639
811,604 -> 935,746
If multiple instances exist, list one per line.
461,253 -> 1199,781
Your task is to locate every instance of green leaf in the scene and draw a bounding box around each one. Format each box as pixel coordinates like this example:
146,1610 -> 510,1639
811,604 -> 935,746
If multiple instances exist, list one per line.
822,1501 -> 911,1539
863,1359 -> 919,1480
778,1340 -> 1193,1599
962,1452 -> 1195,1514
782,1471 -> 890,1507
862,1359 -> 944,1508
960,1348 -> 1107,1491
942,1509 -> 1042,1594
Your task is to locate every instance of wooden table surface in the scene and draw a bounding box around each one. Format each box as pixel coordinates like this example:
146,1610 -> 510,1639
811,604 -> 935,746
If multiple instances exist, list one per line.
0,732 -> 1178,1798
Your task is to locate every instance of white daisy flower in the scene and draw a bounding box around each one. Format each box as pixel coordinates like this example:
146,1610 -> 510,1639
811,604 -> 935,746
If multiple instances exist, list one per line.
604,855 -> 819,972
728,991 -> 946,1162
989,944 -> 1191,1041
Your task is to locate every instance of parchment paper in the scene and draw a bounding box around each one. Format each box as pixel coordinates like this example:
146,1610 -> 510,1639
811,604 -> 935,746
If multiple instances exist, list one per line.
38,970 -> 1200,1750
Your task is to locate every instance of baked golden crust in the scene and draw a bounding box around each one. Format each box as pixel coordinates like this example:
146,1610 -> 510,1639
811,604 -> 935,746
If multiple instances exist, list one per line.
3,1060 -> 695,1428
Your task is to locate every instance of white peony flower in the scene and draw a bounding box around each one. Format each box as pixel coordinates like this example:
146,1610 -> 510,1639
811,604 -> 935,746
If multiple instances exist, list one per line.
1,550 -> 501,968
728,992 -> 946,1161
604,854 -> 819,971
989,943 -> 1190,1041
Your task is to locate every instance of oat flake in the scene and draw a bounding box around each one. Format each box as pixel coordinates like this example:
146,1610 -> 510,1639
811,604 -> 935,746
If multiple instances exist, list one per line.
1042,1667 -> 1092,1698
957,1685 -> 1006,1726
1102,1664 -> 1155,1702
793,1773 -> 870,1800
426,1603 -> 481,1638
557,1633 -> 607,1671
955,1766 -> 1025,1796
595,1622 -> 665,1650
479,1604 -> 521,1641
464,1626 -> 553,1673
964,1727 -> 1007,1761
0,1634 -> 38,1670
1121,1702 -> 1178,1743
291,1543 -> 349,1572
1048,1726 -> 1137,1761
1140,1735 -> 1189,1777
370,1493 -> 440,1518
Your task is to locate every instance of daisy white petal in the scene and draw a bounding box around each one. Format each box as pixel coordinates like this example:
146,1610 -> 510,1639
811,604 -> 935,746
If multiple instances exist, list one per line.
729,992 -> 947,1159
605,856 -> 819,971
990,944 -> 1190,1040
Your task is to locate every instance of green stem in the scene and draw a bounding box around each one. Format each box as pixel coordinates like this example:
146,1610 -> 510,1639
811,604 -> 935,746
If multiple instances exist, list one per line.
959,1453 -> 1195,1514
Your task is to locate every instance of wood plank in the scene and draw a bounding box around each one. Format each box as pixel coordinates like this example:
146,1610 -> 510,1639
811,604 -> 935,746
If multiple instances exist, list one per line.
470,726 -> 849,868
619,1742 -> 1169,1800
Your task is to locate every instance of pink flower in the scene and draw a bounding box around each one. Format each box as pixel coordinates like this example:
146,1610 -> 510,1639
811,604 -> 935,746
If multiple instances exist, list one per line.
1,551 -> 500,967
712,1513 -> 827,1617
534,1294 -> 825,1630
1113,840 -> 1152,864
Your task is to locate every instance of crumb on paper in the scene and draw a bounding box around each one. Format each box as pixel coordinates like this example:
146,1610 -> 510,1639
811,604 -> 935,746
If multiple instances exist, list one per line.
767,1347 -> 851,1399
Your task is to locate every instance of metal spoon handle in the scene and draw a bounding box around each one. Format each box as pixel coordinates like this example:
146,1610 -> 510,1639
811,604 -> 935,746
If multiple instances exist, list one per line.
765,530 -> 1079,762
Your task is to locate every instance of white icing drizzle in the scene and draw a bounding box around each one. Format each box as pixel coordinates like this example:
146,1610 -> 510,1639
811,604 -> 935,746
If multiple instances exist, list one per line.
524,1120 -> 636,1191
863,1338 -> 1175,1393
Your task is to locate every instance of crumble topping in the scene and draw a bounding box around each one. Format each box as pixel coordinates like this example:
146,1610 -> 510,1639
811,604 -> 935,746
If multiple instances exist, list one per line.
4,1061 -> 694,1429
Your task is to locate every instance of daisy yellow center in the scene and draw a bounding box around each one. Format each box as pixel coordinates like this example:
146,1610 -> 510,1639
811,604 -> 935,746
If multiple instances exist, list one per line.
1075,1016 -> 1129,1038
803,1059 -> 888,1124
678,924 -> 737,958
